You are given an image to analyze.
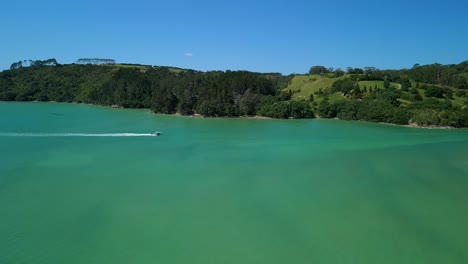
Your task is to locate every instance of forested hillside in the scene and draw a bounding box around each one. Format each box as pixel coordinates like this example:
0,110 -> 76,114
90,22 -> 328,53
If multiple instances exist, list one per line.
0,60 -> 467,127
286,63 -> 468,127
0,62 -> 306,118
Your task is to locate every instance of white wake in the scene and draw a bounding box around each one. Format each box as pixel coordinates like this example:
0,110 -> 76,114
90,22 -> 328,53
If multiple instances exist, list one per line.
0,133 -> 156,137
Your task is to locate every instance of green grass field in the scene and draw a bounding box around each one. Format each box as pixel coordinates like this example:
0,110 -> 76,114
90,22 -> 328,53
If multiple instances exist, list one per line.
285,75 -> 408,101
328,92 -> 345,103
285,75 -> 342,100
287,75 -> 465,108
168,67 -> 186,73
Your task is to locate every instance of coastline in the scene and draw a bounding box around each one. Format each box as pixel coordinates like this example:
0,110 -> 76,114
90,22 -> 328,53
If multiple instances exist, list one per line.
93,102 -> 467,129
179,112 -> 273,120
2,100 -> 465,130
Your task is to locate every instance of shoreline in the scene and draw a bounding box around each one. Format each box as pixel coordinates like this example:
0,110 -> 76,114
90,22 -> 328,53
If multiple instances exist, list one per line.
178,112 -> 273,120
2,100 -> 465,130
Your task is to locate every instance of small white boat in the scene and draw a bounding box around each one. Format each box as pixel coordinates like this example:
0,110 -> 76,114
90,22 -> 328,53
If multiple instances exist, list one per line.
153,131 -> 161,136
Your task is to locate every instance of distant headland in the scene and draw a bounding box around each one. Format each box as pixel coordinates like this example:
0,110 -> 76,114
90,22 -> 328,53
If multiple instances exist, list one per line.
1,58 -> 467,128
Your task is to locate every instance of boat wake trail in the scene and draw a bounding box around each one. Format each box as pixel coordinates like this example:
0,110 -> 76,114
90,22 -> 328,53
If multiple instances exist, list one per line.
0,133 -> 155,137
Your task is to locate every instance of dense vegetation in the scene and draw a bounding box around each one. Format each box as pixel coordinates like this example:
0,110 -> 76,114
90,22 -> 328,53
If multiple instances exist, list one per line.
0,60 -> 467,127
302,62 -> 467,127
0,62 -> 304,118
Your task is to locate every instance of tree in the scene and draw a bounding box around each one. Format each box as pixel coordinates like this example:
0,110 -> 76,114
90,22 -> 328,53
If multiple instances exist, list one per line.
399,78 -> 411,91
334,68 -> 345,77
384,79 -> 390,89
331,78 -> 356,95
425,86 -> 444,98
445,89 -> 453,99
347,67 -> 364,74
278,90 -> 292,101
364,67 -> 378,74
317,100 -> 339,118
411,110 -> 440,126
10,58 -> 59,69
413,93 -> 423,101
309,66 -> 330,75
290,100 -> 314,118
196,101 -> 218,117
455,76 -> 467,89
10,61 -> 22,70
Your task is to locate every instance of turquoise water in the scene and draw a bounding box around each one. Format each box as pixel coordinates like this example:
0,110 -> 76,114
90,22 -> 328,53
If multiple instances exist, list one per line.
1,102 -> 468,264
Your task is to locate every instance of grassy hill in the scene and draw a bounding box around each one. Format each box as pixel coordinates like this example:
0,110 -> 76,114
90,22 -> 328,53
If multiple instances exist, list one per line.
283,74 -> 468,118
285,75 -> 404,99
285,75 -> 342,100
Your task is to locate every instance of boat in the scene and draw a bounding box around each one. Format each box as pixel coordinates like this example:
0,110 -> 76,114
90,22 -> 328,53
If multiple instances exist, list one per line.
153,131 -> 161,136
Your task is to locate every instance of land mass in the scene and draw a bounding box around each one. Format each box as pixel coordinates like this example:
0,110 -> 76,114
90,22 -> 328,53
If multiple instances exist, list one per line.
1,59 -> 467,127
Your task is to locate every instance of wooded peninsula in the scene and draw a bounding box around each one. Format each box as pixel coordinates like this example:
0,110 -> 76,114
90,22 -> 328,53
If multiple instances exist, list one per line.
1,59 -> 467,127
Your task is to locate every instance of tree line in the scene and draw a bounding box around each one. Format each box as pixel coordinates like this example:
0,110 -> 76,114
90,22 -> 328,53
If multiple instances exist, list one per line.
76,58 -> 116,65
10,59 -> 59,70
0,64 -> 310,118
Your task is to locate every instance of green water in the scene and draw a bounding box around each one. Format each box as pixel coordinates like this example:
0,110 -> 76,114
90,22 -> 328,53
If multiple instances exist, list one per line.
1,102 -> 468,264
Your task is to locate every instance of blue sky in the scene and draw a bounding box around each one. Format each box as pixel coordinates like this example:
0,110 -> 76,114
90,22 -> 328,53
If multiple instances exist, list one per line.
1,0 -> 467,74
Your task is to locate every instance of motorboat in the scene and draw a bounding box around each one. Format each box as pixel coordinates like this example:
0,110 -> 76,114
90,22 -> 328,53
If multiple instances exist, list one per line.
153,131 -> 161,136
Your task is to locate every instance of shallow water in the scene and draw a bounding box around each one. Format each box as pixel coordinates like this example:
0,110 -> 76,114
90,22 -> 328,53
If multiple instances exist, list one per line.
1,102 -> 468,264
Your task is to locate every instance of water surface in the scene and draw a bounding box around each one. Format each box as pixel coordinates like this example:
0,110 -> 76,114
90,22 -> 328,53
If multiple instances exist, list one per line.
1,102 -> 468,264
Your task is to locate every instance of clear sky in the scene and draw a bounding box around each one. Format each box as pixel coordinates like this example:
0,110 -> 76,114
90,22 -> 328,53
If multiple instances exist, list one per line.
1,0 -> 467,74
